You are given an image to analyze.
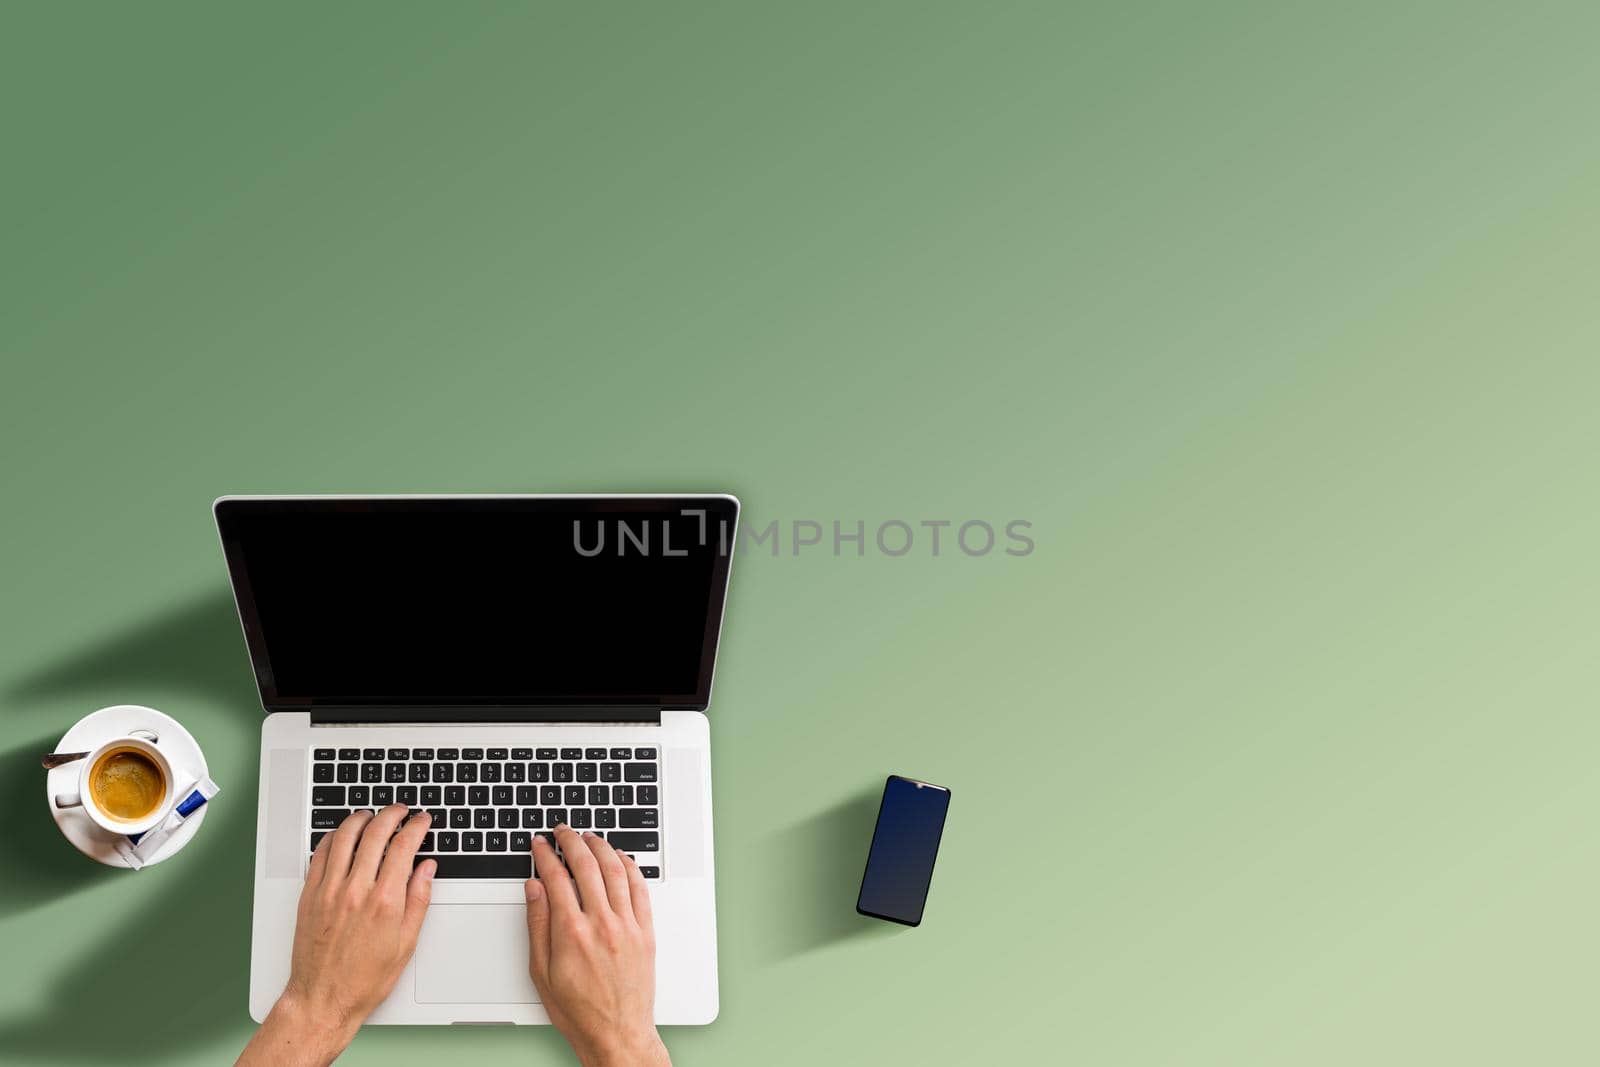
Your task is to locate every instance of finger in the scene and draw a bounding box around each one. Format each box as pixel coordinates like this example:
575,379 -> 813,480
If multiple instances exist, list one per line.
305,826 -> 333,888
351,804 -> 409,883
379,810 -> 432,896
619,850 -> 654,933
402,858 -> 436,941
532,834 -> 579,917
555,824 -> 606,912
322,808 -> 374,887
582,832 -> 632,919
524,876 -> 551,988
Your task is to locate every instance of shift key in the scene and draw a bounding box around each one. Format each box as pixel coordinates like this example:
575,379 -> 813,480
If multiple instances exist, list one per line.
606,831 -> 659,852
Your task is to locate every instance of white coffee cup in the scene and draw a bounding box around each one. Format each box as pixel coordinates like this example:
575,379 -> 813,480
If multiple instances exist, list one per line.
54,729 -> 176,837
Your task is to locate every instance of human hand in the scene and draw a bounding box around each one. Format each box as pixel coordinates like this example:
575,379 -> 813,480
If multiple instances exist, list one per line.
526,825 -> 670,1067
238,805 -> 435,1066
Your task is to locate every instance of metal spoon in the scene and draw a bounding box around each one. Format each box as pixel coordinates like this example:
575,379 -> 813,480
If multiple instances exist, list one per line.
41,750 -> 91,769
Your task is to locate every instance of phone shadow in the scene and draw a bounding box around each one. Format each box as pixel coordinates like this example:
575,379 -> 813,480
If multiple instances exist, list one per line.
0,589 -> 262,1061
763,786 -> 909,962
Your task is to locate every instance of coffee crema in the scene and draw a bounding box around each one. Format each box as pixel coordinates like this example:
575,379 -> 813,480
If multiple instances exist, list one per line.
89,747 -> 166,822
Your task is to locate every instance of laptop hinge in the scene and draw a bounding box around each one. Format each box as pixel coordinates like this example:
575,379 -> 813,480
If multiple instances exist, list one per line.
306,706 -> 663,727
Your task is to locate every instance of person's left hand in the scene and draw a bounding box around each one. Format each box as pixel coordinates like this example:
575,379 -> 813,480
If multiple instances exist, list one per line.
237,805 -> 435,1066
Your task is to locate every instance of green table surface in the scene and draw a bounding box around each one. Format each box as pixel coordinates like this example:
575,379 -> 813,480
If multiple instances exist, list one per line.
4,3 -> 1598,1064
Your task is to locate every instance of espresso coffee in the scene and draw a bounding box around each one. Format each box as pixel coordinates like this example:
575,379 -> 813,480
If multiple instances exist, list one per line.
89,747 -> 167,822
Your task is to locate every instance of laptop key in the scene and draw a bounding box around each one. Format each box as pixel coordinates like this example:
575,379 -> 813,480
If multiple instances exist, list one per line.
413,748 -> 435,760
560,748 -> 582,760
428,808 -> 447,826
623,763 -> 656,782
418,786 -> 439,805
595,808 -> 616,829
487,831 -> 507,851
609,748 -> 632,760
348,786 -> 370,806
521,808 -> 542,828
516,786 -> 538,805
619,809 -> 659,829
506,763 -> 525,783
437,748 -> 460,760
553,763 -> 573,783
638,866 -> 660,879
450,810 -> 470,828
511,831 -> 531,851
372,786 -> 394,806
493,786 -> 513,806
337,764 -> 358,783
584,748 -> 607,760
512,748 -> 533,760
363,748 -> 384,760
398,786 -> 420,805
481,763 -> 501,783
432,763 -> 454,783
635,748 -> 657,759
462,832 -> 483,851
487,748 -> 508,760
421,831 -> 435,851
469,786 -> 489,806
437,832 -> 459,852
564,786 -> 585,806
457,763 -> 478,783
445,785 -> 465,805
338,748 -> 360,760
312,786 -> 344,806
311,808 -> 350,829
531,763 -> 550,782
313,764 -> 335,783
409,763 -> 429,783
361,763 -> 383,783
547,808 -> 568,826
614,785 -> 634,805
385,763 -> 405,783
600,762 -> 621,783
540,785 -> 561,805
637,785 -> 658,805
462,748 -> 484,760
473,809 -> 495,829
570,809 -> 591,829
589,786 -> 609,805
607,832 -> 658,852
387,748 -> 409,760
536,748 -> 557,760
426,855 -> 530,878
314,748 -> 336,760
498,808 -> 518,829
577,763 -> 597,783
310,831 -> 328,851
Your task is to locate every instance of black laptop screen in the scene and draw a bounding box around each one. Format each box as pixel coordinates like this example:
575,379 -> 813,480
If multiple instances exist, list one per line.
216,497 -> 737,712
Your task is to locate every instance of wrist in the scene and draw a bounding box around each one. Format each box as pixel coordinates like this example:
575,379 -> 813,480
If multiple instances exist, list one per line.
265,991 -> 361,1065
575,1027 -> 670,1067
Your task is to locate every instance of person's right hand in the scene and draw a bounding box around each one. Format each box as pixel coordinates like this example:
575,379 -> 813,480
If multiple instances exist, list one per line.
525,825 -> 670,1067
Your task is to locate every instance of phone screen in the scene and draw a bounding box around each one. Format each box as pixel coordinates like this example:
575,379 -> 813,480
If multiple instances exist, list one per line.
856,775 -> 951,926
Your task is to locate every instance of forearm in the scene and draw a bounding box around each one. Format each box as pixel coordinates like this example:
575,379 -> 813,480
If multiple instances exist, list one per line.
572,1027 -> 672,1067
236,994 -> 360,1067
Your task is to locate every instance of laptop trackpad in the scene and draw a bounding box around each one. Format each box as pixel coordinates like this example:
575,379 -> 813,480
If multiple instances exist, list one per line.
416,905 -> 539,1004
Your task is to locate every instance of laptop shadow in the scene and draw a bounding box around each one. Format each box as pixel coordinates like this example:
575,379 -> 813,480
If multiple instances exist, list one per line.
0,590 -> 261,1060
764,785 -> 909,961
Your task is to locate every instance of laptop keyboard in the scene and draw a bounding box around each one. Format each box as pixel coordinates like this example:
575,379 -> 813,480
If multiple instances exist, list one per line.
308,746 -> 661,880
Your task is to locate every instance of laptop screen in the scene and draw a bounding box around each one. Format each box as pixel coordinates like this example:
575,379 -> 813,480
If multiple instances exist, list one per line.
216,496 -> 738,715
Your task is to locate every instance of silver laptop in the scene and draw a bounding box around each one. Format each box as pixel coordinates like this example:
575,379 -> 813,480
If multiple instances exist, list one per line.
216,494 -> 736,1025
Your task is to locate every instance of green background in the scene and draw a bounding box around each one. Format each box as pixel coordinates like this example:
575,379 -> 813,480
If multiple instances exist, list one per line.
3,2 -> 1596,1063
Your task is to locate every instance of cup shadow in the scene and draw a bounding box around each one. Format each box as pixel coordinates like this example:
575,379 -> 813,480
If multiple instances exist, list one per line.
764,785 -> 909,961
0,589 -> 261,1060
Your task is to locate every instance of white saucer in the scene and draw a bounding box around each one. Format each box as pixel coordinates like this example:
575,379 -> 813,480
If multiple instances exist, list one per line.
46,704 -> 211,869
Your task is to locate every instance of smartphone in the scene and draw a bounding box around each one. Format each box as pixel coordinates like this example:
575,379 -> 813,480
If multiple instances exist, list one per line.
855,775 -> 952,926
